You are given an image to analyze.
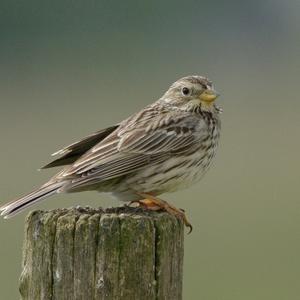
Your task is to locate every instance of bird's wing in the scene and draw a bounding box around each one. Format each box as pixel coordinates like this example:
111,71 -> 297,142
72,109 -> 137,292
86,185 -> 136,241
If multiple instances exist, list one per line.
41,124 -> 119,169
56,111 -> 203,189
118,123 -> 198,155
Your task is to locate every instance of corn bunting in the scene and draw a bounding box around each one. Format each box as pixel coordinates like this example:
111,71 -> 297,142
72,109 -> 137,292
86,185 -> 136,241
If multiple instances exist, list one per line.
0,75 -> 221,232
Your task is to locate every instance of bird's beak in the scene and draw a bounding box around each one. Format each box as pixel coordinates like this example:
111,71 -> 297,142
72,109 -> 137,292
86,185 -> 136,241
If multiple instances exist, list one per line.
199,89 -> 219,103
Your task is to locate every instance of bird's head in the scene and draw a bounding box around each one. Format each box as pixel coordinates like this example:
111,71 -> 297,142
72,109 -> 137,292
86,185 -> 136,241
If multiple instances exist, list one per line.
161,75 -> 220,113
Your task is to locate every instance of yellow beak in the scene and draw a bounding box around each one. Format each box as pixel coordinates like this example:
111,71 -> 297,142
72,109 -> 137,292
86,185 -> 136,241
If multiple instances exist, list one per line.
199,89 -> 219,103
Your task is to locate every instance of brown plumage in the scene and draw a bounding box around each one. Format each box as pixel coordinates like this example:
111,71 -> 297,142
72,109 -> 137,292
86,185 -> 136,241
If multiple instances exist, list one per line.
0,75 -> 222,226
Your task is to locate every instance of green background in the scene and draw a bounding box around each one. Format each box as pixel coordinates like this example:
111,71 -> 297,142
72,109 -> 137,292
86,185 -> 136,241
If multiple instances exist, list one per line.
0,1 -> 299,299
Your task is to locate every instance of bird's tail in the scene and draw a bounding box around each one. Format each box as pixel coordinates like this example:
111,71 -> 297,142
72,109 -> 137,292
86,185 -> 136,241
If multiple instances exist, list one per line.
0,182 -> 64,219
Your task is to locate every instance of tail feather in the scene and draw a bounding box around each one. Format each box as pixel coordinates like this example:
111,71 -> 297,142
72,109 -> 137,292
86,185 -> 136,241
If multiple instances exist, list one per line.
0,182 -> 64,219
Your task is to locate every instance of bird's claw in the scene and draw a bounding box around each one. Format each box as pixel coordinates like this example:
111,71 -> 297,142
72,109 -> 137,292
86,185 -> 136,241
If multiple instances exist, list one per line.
134,193 -> 193,234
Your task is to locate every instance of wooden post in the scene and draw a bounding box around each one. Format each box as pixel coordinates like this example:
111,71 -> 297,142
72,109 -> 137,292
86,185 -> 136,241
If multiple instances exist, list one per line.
19,206 -> 184,300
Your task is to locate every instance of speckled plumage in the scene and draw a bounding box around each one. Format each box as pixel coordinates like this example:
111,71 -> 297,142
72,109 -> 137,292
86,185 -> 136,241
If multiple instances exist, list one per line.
0,75 -> 221,218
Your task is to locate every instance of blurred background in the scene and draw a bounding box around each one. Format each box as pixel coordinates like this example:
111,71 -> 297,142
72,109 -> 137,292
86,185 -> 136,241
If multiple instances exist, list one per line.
0,0 -> 299,299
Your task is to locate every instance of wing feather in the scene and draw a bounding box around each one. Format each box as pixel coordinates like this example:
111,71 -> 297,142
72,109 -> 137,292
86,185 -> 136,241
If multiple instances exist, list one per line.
58,111 -> 203,190
118,126 -> 197,154
41,124 -> 119,169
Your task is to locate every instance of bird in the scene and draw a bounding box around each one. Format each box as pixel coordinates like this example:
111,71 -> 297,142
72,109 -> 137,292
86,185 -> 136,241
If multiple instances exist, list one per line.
0,75 -> 221,232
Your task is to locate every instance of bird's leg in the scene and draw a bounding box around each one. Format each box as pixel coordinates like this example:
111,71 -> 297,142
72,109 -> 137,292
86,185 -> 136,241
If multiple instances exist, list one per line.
132,193 -> 193,233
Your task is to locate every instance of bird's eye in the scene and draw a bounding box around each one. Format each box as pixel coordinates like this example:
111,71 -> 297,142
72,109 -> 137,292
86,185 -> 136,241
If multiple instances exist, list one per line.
182,87 -> 190,96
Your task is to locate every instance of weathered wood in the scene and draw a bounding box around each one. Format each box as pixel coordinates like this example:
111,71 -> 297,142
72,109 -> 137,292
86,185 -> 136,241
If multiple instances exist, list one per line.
19,206 -> 184,300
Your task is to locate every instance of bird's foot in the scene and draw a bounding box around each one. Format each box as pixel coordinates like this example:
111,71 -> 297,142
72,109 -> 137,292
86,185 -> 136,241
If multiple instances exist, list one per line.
131,193 -> 193,233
